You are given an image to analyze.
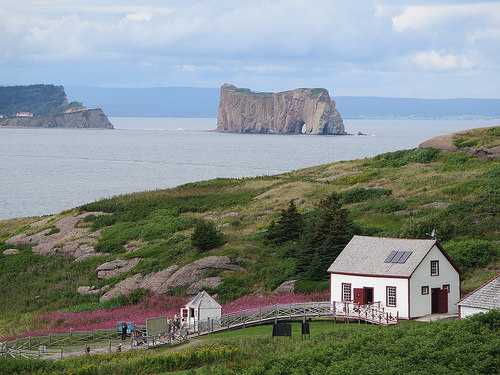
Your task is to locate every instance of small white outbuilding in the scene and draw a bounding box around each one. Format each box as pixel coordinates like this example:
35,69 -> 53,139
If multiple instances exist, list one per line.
328,236 -> 461,319
458,274 -> 499,319
180,290 -> 221,332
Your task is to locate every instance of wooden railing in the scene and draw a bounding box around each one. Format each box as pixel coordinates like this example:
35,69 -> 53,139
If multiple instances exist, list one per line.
191,301 -> 398,335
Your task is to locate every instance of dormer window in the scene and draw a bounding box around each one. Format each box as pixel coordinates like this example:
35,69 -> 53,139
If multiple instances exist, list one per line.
431,260 -> 439,276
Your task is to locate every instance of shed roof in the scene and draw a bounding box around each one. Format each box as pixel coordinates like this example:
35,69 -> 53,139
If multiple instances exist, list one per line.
185,290 -> 221,309
327,235 -> 439,277
458,275 -> 500,310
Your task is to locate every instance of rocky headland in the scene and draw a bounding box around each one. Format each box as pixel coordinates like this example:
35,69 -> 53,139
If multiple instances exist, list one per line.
0,108 -> 113,129
216,84 -> 345,135
0,84 -> 113,129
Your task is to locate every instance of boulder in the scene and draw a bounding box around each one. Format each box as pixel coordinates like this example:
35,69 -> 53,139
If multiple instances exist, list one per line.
77,285 -> 110,296
96,258 -> 141,279
186,277 -> 222,295
163,256 -> 240,290
273,280 -> 296,294
2,248 -> 20,255
100,274 -> 144,302
140,265 -> 179,294
217,84 -> 345,135
99,256 -> 240,301
5,212 -> 106,259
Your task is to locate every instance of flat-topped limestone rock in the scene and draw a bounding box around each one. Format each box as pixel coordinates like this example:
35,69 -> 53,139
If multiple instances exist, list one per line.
217,84 -> 345,135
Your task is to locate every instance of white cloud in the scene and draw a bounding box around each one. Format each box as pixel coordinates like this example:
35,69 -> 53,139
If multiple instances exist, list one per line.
125,12 -> 153,22
392,2 -> 500,33
411,50 -> 477,71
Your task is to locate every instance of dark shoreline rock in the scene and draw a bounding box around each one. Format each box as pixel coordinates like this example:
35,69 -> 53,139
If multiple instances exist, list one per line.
0,108 -> 114,129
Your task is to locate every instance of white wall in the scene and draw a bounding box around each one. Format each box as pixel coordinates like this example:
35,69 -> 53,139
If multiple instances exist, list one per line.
198,307 -> 222,322
330,273 -> 409,319
460,305 -> 491,319
409,245 -> 460,318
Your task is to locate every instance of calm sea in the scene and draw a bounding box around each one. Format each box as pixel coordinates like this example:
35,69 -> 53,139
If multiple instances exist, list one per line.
1,118 -> 498,219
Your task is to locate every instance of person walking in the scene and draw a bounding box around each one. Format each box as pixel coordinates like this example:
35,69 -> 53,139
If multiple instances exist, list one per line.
121,322 -> 127,341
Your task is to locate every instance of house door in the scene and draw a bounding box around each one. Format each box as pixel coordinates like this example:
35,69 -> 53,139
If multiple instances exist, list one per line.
431,288 -> 440,313
353,288 -> 364,305
440,289 -> 448,313
431,288 -> 448,313
364,287 -> 374,304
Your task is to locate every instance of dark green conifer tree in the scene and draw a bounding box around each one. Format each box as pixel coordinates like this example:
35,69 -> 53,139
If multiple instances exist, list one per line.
298,192 -> 356,279
266,200 -> 304,245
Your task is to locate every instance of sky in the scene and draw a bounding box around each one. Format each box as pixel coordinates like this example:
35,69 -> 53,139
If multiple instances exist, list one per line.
1,0 -> 500,98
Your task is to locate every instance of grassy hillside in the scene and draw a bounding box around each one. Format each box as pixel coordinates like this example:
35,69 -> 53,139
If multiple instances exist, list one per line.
0,85 -> 68,116
0,127 -> 498,336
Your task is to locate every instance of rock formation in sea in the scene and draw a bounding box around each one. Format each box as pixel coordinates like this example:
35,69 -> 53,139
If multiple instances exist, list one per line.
0,84 -> 113,129
0,108 -> 113,129
216,84 -> 345,135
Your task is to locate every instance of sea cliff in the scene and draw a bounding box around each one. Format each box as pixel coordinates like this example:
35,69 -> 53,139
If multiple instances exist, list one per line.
216,84 -> 345,135
0,108 -> 113,129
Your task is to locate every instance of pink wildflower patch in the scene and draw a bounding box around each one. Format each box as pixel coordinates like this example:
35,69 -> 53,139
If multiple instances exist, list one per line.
14,292 -> 328,339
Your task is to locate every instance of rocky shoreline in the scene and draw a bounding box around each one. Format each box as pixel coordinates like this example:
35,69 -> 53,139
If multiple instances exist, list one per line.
0,108 -> 113,129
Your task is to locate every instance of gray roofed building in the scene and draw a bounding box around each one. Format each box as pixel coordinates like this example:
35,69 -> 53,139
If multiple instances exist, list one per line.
327,235 -> 439,277
458,275 -> 500,312
185,290 -> 221,309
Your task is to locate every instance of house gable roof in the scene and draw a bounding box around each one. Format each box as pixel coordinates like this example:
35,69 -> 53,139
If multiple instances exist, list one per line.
185,290 -> 221,309
327,235 -> 440,277
458,274 -> 500,310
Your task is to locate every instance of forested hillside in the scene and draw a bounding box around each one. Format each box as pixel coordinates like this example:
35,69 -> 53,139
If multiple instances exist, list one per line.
0,85 -> 68,116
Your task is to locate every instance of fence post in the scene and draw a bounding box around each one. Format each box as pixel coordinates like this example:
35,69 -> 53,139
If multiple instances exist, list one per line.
60,347 -> 63,360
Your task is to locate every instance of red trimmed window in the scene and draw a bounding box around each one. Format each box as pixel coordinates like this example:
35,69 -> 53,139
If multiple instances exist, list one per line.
342,283 -> 352,302
386,286 -> 397,307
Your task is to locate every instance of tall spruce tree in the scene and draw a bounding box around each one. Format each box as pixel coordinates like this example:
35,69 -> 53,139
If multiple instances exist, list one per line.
298,192 -> 356,280
266,200 -> 303,245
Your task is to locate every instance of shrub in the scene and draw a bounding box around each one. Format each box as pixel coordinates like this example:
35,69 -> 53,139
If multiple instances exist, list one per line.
370,148 -> 440,168
294,279 -> 329,293
191,220 -> 224,251
340,187 -> 392,204
401,213 -> 458,241
266,200 -> 303,245
362,197 -> 406,213
444,239 -> 497,272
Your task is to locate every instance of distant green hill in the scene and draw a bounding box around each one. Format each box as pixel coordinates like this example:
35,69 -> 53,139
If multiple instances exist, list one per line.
0,85 -> 68,116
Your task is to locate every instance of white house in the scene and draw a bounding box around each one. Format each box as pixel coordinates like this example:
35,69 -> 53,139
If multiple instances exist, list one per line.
328,236 -> 460,319
458,274 -> 499,319
16,111 -> 33,117
180,290 -> 221,332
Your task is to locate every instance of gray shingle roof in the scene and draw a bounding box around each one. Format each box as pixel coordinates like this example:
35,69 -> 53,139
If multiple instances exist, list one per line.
185,290 -> 221,309
327,235 -> 437,277
458,275 -> 500,310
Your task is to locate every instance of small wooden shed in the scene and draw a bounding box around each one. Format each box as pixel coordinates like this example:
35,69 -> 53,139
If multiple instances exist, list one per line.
180,291 -> 221,332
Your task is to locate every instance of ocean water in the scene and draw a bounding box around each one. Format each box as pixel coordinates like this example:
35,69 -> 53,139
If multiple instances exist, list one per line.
1,117 -> 498,219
